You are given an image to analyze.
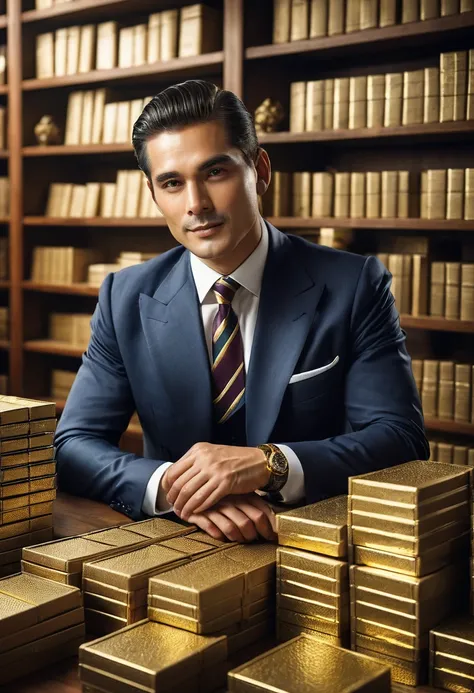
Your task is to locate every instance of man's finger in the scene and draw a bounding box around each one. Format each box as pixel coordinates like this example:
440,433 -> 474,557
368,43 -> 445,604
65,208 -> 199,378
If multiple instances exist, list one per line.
166,464 -> 201,505
187,513 -> 225,541
186,483 -> 230,517
233,498 -> 276,540
173,472 -> 210,517
245,494 -> 277,532
216,502 -> 258,542
164,455 -> 195,490
206,509 -> 245,543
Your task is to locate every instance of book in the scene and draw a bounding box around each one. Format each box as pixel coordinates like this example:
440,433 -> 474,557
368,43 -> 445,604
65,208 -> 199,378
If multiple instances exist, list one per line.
80,91 -> 94,145
54,28 -> 67,77
460,264 -> 474,321
379,0 -> 396,26
430,262 -> 446,316
0,107 -> 5,150
466,168 -> 474,219
66,25 -> 80,76
467,49 -> 474,121
46,184 -> 63,217
398,171 -> 418,218
411,255 -> 429,317
420,0 -> 440,19
69,186 -> 87,218
312,172 -> 333,217
36,33 -> 54,79
367,75 -> 385,128
381,171 -> 398,218
305,80 -> 324,131
125,171 -> 143,218
360,0 -> 378,29
328,0 -> 344,35
291,0 -> 309,40
78,25 -> 95,74
290,82 -> 306,132
91,89 -> 106,144
102,103 -> 118,144
384,73 -> 403,127
115,101 -> 131,143
421,359 -> 439,418
292,172 -> 311,216
324,79 -> 335,129
96,22 -> 117,70
445,262 -> 461,320
84,183 -> 100,218
100,184 -> 116,217
160,9 -> 179,60
402,70 -> 424,125
64,92 -> 84,146
148,13 -> 161,63
402,0 -> 419,22
446,168 -> 464,220
180,5 -> 221,57
133,24 -> 147,66
388,254 -> 404,314
423,67 -> 440,123
267,171 -> 291,216
461,0 -> 474,9
113,171 -> 129,217
441,0 -> 460,13
273,0 -> 291,43
366,172 -> 381,218
426,169 -> 447,219
349,76 -> 367,129
129,99 -> 144,137
334,172 -> 350,217
0,46 -> 5,86
118,26 -> 134,68
310,0 -> 328,36
454,363 -> 471,423
350,172 -> 365,218
333,77 -> 350,129
345,0 -> 360,32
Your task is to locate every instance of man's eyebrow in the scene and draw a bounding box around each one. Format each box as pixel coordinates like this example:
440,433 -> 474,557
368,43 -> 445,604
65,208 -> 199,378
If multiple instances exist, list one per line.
155,154 -> 235,184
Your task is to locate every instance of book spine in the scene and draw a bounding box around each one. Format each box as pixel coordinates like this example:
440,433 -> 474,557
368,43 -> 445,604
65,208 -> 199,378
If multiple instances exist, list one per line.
379,0 -> 396,26
423,67 -> 440,124
381,170 -> 398,218
384,73 -> 403,127
461,0 -> 474,10
78,25 -> 96,74
467,49 -> 474,121
360,0 -> 378,29
133,24 -> 147,66
411,254 -> 429,316
430,262 -> 446,316
310,0 -> 328,37
291,0 -> 310,40
345,0 -> 361,32
437,442 -> 453,463
454,51 -> 468,121
66,26 -> 80,75
402,0 -> 419,21
324,79 -> 334,129
367,74 -> 385,128
402,70 -> 424,125
54,28 -> 67,77
455,363 -> 471,423
465,168 -> 474,220
334,172 -> 350,217
36,33 -> 54,79
96,22 -> 117,70
290,81 -> 306,132
440,51 -> 455,122
453,445 -> 467,465
333,77 -> 350,129
292,172 -> 312,216
445,261 -> 461,319
426,169 -> 447,219
421,359 -> 439,418
311,172 -> 333,217
273,0 -> 291,43
305,80 -> 324,131
80,91 -> 94,145
328,0 -> 345,35
441,0 -> 460,14
160,10 -> 179,60
446,168 -> 465,220
420,0 -> 440,19
461,264 -> 474,321
148,13 -> 161,62
118,26 -> 134,68
388,254 -> 405,315
366,172 -> 381,218
349,76 -> 367,129
272,172 -> 291,216
350,172 -> 365,218
411,359 -> 423,393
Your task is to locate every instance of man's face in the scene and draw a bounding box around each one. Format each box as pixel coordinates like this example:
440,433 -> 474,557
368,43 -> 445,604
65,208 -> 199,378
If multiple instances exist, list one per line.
146,120 -> 263,268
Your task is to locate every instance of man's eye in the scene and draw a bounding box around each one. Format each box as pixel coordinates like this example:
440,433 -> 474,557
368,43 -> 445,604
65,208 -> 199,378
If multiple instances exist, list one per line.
164,180 -> 180,188
209,168 -> 223,177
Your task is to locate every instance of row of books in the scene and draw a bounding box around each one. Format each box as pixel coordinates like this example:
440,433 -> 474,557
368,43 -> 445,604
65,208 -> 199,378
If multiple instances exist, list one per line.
64,90 -> 153,146
45,174 -> 163,219
49,312 -> 92,347
0,178 -> 9,217
88,252 -> 157,286
273,0 -> 474,42
428,438 -> 474,465
0,306 -> 7,340
0,46 -> 6,86
421,169 -> 474,220
0,238 -> 8,280
0,106 -> 6,150
413,358 -> 474,423
290,51 -> 474,133
429,262 -> 474,321
51,368 -> 75,401
36,4 -> 221,79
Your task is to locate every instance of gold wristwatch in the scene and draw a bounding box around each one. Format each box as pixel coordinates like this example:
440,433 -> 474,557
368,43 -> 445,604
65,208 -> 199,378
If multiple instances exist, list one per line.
257,443 -> 289,493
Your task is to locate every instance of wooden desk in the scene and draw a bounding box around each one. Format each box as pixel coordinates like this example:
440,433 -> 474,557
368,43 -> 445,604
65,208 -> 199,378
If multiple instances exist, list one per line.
3,492 -> 443,693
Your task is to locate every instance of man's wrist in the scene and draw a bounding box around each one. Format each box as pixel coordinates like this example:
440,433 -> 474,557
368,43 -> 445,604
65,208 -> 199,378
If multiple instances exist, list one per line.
255,447 -> 271,488
256,443 -> 289,493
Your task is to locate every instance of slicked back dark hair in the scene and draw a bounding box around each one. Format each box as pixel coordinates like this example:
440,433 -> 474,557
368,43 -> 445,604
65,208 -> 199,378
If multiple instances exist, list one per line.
132,80 -> 259,182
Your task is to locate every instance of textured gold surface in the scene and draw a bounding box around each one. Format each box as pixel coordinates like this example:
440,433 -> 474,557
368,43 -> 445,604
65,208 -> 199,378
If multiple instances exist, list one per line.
82,578 -> 147,608
355,646 -> 426,686
29,462 -> 56,479
29,418 -> 57,435
350,485 -> 470,521
84,592 -> 138,619
0,452 -> 29,469
278,579 -> 348,610
189,531 -> 234,548
351,518 -> 469,557
224,543 -> 277,588
354,532 -> 469,576
228,634 -> 390,693
242,581 -> 271,606
120,518 -> 192,540
277,566 -> 344,596
0,527 -> 52,554
0,520 -> 29,539
350,501 -> 469,537
278,534 -> 347,559
29,433 -> 55,449
276,497 -> 347,545
0,605 -> 84,654
0,402 -> 29,425
148,604 -> 242,634
148,592 -> 242,621
79,619 -> 227,689
277,606 -> 349,637
84,528 -> 151,548
0,592 -> 37,638
353,632 -> 421,662
0,622 -> 85,667
0,423 -> 29,438
431,614 -> 474,661
23,537 -> 120,572
149,553 -> 244,607
277,546 -> 348,581
83,545 -> 187,591
0,397 -> 56,421
277,593 -> 347,625
29,447 -> 54,463
79,663 -> 200,693
353,586 -> 452,621
0,636 -> 81,686
354,600 -> 438,636
0,572 -> 81,620
228,621 -> 273,656
349,460 -> 470,503
432,667 -> 474,693
434,651 -> 474,678
160,536 -> 216,557
353,615 -> 428,648
350,562 -> 458,601
277,621 -> 345,647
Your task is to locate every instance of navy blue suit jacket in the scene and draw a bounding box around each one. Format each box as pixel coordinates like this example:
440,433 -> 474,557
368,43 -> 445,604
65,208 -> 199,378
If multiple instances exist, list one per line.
55,222 -> 429,519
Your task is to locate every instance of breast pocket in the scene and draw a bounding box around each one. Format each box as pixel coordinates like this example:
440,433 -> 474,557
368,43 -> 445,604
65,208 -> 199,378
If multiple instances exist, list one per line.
288,356 -> 340,405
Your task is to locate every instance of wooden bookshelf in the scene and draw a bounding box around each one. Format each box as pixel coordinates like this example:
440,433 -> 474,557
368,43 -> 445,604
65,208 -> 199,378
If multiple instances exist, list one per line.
23,281 -> 100,296
424,418 -> 474,437
0,339 -> 9,350
269,217 -> 474,231
22,0 -> 179,24
23,144 -> 134,156
400,316 -> 474,334
23,339 -> 86,358
23,217 -> 168,227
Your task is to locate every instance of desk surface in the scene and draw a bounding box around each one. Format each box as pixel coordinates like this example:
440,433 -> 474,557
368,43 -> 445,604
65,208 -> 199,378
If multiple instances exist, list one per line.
3,492 -> 443,693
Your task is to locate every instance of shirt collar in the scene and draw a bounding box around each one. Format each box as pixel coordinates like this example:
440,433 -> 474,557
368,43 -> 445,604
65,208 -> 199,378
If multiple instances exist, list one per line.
190,217 -> 269,304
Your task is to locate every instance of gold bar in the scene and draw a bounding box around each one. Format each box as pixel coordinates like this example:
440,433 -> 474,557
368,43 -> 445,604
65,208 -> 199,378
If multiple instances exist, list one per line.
187,531 -> 234,548
349,460 -> 470,504
29,447 -> 54,463
354,598 -> 443,636
349,485 -> 469,521
148,592 -> 242,621
432,667 -> 474,693
85,608 -> 131,636
149,553 -> 244,607
279,579 -> 348,609
353,585 -> 455,621
0,622 -> 85,667
29,419 -> 57,435
82,578 -> 147,607
431,615 -> 474,661
0,635 -> 83,686
434,651 -> 474,678
353,615 -> 428,649
21,560 -> 81,587
0,572 -> 82,620
277,620 -> 345,646
0,402 -> 29,425
79,620 -> 227,689
0,527 -> 53,554
0,451 -> 29,469
0,549 -> 22,567
0,423 -> 29,438
0,396 -> 55,421
277,546 -> 348,582
159,536 -> 216,558
351,562 -> 458,602
353,632 -> 420,662
29,461 -> 56,479
148,604 -> 242,634
277,592 -> 346,624
0,605 -> 83,654
83,526 -> 153,549
79,663 -> 200,693
277,565 -> 344,594
350,501 -> 469,537
277,606 -> 348,637
228,620 -> 273,655
120,517 -> 193,540
242,581 -> 271,605
0,520 -> 29,540
223,543 -> 277,588
29,433 -> 54,450
84,592 -> 144,620
276,496 -> 347,556
355,646 -> 426,686
228,635 -> 391,693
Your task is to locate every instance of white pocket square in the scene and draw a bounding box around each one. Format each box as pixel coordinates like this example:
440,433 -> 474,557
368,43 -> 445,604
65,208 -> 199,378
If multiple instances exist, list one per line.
289,355 -> 340,384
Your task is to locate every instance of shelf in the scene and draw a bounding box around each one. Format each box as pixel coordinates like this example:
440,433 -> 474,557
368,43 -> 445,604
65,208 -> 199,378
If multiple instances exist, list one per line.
268,217 -> 474,231
23,143 -> 133,156
401,315 -> 474,333
22,281 -> 99,296
24,216 -> 168,227
259,122 -> 474,145
0,340 -> 9,350
22,0 -> 185,25
24,339 -> 86,357
246,12 -> 474,61
22,52 -> 224,91
424,418 -> 474,437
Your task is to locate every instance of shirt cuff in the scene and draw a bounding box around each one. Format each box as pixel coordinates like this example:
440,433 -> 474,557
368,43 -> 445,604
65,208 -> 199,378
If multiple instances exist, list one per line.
275,444 -> 305,504
142,462 -> 173,516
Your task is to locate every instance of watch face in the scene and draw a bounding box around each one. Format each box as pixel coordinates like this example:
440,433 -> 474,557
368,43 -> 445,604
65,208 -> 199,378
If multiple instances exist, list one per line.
271,451 -> 288,475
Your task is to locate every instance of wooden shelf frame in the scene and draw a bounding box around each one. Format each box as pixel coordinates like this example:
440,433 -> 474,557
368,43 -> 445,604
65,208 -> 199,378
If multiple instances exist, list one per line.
400,316 -> 474,333
268,217 -> 474,231
22,0 -> 178,25
424,418 -> 474,437
22,281 -> 100,296
23,339 -> 86,358
23,216 -> 168,227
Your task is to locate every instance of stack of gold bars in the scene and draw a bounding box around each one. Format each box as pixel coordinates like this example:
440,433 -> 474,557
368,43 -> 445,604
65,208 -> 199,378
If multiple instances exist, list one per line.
275,495 -> 350,646
430,614 -> 474,691
0,395 -> 57,577
79,619 -> 228,693
228,633 -> 391,693
0,571 -> 84,686
148,542 -> 276,654
349,460 -> 471,686
83,529 -> 217,634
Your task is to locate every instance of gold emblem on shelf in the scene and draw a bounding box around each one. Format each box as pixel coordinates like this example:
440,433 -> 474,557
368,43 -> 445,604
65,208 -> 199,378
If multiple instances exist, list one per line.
34,116 -> 61,146
254,98 -> 284,133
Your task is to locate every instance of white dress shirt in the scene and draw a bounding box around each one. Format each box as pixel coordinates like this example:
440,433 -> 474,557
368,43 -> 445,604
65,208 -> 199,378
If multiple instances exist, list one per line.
142,218 -> 305,515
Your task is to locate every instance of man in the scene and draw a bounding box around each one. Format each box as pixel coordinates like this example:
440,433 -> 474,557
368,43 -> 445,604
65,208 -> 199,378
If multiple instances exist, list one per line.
55,80 -> 429,542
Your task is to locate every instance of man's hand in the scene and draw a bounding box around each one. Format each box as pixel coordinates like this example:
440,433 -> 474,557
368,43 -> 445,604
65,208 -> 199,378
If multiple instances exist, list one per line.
162,443 -> 270,521
186,494 -> 276,543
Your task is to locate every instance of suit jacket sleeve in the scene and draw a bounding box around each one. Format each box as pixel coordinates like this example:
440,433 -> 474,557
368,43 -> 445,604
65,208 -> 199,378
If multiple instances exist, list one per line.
54,273 -> 166,520
285,255 -> 429,503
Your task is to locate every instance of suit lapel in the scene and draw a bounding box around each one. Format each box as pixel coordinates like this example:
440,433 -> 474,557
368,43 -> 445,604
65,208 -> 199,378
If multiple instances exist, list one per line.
139,252 -> 213,451
246,224 -> 326,446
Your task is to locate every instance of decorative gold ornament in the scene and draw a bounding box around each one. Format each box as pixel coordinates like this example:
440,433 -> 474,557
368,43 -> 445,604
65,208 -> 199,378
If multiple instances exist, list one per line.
254,98 -> 284,134
34,115 -> 61,146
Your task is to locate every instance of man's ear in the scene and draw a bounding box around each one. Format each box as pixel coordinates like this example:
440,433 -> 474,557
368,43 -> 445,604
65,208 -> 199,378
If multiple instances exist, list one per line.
146,178 -> 155,201
254,147 -> 271,195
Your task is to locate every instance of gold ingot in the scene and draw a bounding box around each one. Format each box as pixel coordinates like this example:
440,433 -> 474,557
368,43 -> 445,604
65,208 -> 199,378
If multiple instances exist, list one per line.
430,614 -> 474,662
352,631 -> 421,663
277,565 -> 343,595
148,592 -> 242,621
277,606 -> 349,638
278,578 -> 348,610
277,620 -> 345,647
353,615 -> 428,649
82,578 -> 147,608
0,605 -> 83,654
277,497 -> 347,558
148,604 -> 242,634
222,542 -> 277,588
434,651 -> 474,679
432,667 -> 474,692
355,646 -> 426,686
0,622 -> 84,668
350,562 -> 459,601
0,572 -> 81,621
350,500 -> 469,537
119,517 -> 193,540
23,536 -> 129,573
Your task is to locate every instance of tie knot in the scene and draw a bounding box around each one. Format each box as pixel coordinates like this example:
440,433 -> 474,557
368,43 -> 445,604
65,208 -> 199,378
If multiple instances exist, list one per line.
213,276 -> 239,304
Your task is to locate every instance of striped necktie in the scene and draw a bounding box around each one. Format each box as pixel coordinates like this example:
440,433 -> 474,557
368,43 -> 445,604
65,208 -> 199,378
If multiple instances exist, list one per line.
212,276 -> 245,424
